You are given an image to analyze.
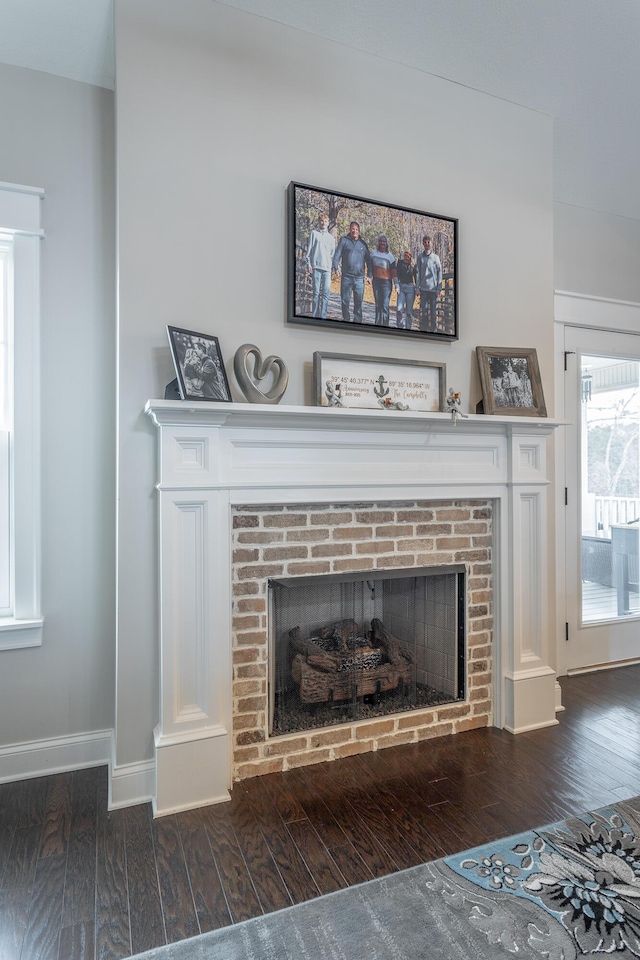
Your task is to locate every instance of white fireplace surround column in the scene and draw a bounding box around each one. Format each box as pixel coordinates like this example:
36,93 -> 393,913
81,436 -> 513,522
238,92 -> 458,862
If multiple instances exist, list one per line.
145,401 -> 564,817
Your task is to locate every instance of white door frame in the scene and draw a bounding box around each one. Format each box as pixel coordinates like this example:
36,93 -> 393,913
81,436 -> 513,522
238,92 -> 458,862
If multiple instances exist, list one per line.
554,291 -> 640,680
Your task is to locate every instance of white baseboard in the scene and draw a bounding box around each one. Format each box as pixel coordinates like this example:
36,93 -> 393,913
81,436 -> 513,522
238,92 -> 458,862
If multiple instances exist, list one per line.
0,728 -> 112,783
108,754 -> 155,809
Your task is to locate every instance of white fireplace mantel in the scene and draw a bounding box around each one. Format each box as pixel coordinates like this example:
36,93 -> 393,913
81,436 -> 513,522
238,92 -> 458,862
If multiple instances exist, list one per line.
146,400 -> 565,816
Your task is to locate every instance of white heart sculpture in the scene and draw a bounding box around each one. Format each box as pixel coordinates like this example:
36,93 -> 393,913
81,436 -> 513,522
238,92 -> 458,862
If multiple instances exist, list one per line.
234,343 -> 289,404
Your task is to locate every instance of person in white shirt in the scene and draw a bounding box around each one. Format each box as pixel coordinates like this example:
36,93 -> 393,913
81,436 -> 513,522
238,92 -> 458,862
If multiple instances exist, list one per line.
306,214 -> 336,318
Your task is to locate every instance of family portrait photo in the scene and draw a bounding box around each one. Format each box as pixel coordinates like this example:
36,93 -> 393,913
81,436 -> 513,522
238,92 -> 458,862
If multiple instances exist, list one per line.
166,326 -> 232,402
289,183 -> 458,342
476,346 -> 547,417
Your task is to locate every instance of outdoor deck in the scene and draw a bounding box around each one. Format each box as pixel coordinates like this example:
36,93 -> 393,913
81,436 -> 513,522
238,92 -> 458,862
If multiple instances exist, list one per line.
582,578 -> 640,622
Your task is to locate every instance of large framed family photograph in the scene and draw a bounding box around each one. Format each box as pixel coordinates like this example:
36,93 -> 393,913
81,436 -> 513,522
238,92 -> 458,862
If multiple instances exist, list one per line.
288,182 -> 458,342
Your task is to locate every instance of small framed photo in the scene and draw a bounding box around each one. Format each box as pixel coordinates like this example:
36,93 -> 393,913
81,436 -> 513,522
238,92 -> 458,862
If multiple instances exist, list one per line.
476,346 -> 547,417
314,352 -> 446,412
166,326 -> 232,402
289,182 -> 458,342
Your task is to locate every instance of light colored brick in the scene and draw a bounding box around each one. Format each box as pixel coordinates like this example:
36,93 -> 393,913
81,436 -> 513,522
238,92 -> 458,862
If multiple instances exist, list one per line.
435,508 -> 471,521
470,645 -> 490,660
436,536 -> 471,550
396,538 -> 436,552
311,543 -> 352,558
233,548 -> 259,563
355,719 -> 395,739
263,545 -> 308,561
470,590 -> 491,604
284,749 -> 332,769
236,598 -> 266,613
333,558 -> 374,572
233,515 -> 259,529
236,695 -> 267,712
472,563 -> 493,575
287,561 -> 331,575
472,700 -> 492,715
416,551 -> 454,565
264,514 -> 308,528
455,549 -> 490,563
415,523 -> 452,536
397,710 -> 435,729
233,647 -> 261,664
437,704 -> 471,720
473,535 -> 493,548
236,563 -> 284,580
454,522 -> 489,534
355,540 -> 395,555
376,555 -> 415,568
376,730 -> 417,749
333,740 -> 373,759
455,716 -> 488,732
469,687 -> 490,701
287,529 -> 330,542
396,509 -> 433,522
234,746 -> 260,762
236,759 -> 284,779
233,615 -> 260,630
237,530 -> 284,544
333,526 -> 374,540
234,714 -> 259,731
233,679 -> 264,697
416,722 -> 454,741
310,511 -> 352,525
233,581 -> 260,596
467,631 -> 490,646
375,524 -> 414,537
235,630 -> 267,646
470,672 -> 491,687
265,736 -> 308,756
355,511 -> 394,523
310,728 -> 353,748
234,664 -> 267,680
468,604 -> 489,619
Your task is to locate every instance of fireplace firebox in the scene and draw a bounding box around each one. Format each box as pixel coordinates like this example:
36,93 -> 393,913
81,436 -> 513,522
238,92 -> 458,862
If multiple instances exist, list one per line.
269,566 -> 465,736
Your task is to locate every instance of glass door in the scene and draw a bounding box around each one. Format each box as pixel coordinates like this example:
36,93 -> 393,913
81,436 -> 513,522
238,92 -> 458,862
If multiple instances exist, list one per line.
565,326 -> 640,672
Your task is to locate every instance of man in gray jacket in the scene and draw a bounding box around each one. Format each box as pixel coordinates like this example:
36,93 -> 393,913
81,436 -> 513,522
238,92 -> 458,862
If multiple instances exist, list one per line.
415,235 -> 442,332
332,221 -> 371,323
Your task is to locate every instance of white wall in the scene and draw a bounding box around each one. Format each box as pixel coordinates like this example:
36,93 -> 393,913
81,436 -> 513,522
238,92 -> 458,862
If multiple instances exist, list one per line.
555,201 -> 640,307
114,0 -> 555,769
0,65 -> 116,751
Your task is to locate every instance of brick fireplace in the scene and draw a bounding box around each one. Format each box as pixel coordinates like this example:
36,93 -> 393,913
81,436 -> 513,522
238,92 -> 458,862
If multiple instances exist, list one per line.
231,500 -> 492,780
146,401 -> 562,817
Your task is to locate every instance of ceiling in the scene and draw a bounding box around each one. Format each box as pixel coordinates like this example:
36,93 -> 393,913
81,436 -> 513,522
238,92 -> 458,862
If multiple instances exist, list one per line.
1,0 -> 638,221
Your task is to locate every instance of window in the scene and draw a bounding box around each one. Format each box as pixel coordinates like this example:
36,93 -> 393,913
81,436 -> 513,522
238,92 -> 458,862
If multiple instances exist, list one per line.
0,182 -> 43,650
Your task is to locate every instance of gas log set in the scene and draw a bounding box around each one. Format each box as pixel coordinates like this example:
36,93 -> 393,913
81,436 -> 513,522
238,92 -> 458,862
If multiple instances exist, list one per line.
289,617 -> 413,704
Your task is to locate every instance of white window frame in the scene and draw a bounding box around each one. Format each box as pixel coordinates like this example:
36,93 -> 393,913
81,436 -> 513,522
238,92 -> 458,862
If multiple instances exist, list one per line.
0,182 -> 44,650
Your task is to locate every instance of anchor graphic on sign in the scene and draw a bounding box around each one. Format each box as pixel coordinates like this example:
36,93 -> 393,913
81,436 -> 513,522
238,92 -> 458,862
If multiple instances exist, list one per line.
373,375 -> 389,399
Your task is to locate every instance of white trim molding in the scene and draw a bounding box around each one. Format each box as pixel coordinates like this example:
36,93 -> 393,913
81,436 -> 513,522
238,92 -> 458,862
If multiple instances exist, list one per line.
147,401 -> 565,816
0,728 -> 111,783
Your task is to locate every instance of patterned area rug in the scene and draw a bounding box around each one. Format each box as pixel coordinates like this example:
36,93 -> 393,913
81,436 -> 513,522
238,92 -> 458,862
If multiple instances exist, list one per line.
132,795 -> 640,959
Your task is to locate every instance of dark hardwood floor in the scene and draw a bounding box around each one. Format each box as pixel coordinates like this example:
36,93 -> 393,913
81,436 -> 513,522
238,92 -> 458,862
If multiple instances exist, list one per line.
2,666 -> 640,959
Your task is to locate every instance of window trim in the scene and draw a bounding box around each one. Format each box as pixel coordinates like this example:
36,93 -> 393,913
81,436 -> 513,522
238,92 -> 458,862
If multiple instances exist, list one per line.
0,182 -> 44,651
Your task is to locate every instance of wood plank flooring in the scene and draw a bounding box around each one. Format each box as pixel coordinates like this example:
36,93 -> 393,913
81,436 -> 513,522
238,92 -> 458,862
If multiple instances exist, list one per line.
3,666 -> 640,959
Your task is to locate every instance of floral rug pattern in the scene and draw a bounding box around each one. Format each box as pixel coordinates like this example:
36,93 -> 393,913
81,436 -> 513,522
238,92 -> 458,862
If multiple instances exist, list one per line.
443,800 -> 640,955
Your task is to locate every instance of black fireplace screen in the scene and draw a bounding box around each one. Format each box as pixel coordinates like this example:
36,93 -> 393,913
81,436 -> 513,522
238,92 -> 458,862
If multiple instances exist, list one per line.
268,566 -> 465,736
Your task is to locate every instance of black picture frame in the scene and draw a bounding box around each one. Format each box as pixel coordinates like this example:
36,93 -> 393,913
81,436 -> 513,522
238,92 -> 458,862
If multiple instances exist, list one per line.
166,326 -> 232,402
288,182 -> 458,342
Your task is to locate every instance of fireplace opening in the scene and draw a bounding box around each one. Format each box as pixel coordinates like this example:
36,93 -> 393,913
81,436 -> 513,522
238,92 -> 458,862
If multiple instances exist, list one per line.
268,566 -> 466,736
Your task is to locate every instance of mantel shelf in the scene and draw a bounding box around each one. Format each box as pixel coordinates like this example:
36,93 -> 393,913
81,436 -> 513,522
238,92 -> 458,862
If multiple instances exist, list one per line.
145,399 -> 568,434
